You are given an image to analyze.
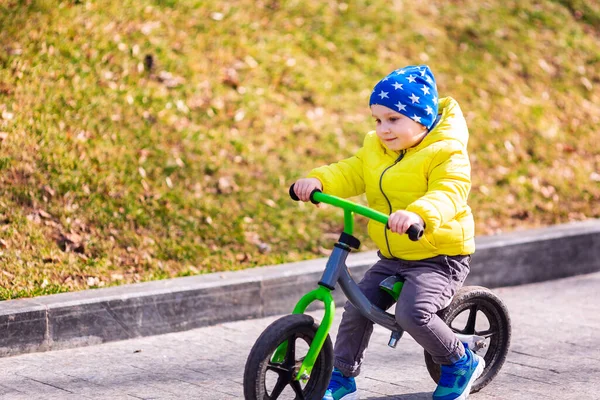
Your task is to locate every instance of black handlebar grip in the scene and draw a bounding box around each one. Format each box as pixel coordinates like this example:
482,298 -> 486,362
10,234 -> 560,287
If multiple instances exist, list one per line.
407,224 -> 424,241
289,184 -> 321,205
289,184 -> 300,201
308,188 -> 321,205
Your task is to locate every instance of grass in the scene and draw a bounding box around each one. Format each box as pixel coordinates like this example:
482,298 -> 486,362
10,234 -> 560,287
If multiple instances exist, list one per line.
0,0 -> 599,300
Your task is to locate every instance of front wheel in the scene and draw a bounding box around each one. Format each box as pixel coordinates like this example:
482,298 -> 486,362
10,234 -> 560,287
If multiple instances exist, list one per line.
424,286 -> 511,393
243,314 -> 334,400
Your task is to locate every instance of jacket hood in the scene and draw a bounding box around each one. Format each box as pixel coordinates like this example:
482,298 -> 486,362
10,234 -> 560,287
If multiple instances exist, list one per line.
417,96 -> 469,150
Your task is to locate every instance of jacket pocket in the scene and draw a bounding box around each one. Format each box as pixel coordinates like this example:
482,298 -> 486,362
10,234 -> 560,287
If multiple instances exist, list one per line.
419,232 -> 438,252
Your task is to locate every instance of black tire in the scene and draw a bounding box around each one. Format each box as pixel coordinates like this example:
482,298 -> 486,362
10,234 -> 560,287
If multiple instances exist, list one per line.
424,286 -> 511,393
244,314 -> 334,400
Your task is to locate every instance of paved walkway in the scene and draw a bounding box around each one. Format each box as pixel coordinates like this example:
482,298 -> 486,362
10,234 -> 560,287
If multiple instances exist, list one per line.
0,272 -> 599,399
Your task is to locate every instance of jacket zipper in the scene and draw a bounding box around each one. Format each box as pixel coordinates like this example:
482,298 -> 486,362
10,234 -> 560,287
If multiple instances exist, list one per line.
379,150 -> 406,258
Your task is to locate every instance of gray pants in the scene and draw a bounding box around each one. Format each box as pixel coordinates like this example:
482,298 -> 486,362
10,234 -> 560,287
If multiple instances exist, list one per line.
333,254 -> 471,377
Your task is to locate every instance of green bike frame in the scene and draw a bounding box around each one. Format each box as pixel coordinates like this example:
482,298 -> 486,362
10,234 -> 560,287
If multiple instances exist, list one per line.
272,191 -> 401,381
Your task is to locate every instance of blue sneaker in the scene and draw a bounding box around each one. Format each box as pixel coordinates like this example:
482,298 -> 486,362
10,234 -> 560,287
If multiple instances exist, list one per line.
432,347 -> 485,400
322,368 -> 359,400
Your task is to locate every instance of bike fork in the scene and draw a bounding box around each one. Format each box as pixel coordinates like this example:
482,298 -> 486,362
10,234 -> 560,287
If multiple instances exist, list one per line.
271,285 -> 335,382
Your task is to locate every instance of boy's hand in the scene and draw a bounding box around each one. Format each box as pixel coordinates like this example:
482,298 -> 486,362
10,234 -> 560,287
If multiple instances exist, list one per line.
293,178 -> 323,202
388,210 -> 424,234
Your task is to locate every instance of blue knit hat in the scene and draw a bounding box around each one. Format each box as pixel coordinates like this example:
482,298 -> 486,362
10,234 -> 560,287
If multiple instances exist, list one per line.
369,65 -> 438,130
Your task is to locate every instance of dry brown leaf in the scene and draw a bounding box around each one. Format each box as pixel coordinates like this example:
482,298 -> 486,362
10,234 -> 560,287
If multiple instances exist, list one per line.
38,209 -> 52,219
222,67 -> 239,88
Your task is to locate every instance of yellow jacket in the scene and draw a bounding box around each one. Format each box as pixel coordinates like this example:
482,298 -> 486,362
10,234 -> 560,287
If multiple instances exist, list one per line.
308,97 -> 475,260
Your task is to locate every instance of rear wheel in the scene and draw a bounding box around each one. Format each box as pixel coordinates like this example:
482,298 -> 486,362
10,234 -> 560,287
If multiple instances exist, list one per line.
424,286 -> 511,393
243,314 -> 334,399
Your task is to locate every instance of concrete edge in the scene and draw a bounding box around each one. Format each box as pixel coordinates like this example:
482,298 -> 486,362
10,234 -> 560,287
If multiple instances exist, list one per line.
1,219 -> 599,358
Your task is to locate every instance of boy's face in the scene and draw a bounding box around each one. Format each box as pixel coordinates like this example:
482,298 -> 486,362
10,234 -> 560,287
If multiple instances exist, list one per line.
371,104 -> 427,151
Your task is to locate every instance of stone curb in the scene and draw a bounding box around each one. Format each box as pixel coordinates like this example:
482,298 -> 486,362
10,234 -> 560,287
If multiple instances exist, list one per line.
1,219 -> 599,358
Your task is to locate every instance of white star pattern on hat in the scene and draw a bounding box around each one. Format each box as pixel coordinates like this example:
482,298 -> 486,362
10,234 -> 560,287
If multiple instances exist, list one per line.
369,65 -> 438,130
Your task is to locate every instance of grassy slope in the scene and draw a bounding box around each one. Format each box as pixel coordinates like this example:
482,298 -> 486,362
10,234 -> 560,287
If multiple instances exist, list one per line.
0,0 -> 599,299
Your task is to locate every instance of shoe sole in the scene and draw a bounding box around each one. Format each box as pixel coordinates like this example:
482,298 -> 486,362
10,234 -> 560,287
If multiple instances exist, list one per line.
455,354 -> 486,400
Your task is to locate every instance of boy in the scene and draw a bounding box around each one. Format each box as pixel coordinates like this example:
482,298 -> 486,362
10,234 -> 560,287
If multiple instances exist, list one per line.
293,65 -> 483,400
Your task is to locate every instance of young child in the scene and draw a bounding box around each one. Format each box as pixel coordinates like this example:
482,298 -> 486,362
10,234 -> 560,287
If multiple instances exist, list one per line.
293,65 -> 482,400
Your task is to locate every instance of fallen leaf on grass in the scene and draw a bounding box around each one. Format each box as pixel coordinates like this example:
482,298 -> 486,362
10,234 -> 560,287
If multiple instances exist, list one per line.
1,270 -> 14,278
58,232 -> 85,254
217,176 -> 238,194
157,71 -> 185,88
235,253 -> 252,262
222,67 -> 239,88
38,209 -> 52,219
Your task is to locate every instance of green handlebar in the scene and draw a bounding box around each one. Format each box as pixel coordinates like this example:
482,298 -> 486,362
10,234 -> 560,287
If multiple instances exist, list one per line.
311,191 -> 389,225
289,185 -> 424,241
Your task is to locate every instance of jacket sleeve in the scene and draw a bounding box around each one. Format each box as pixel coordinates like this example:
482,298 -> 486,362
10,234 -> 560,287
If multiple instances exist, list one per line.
306,146 -> 366,198
405,144 -> 471,233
